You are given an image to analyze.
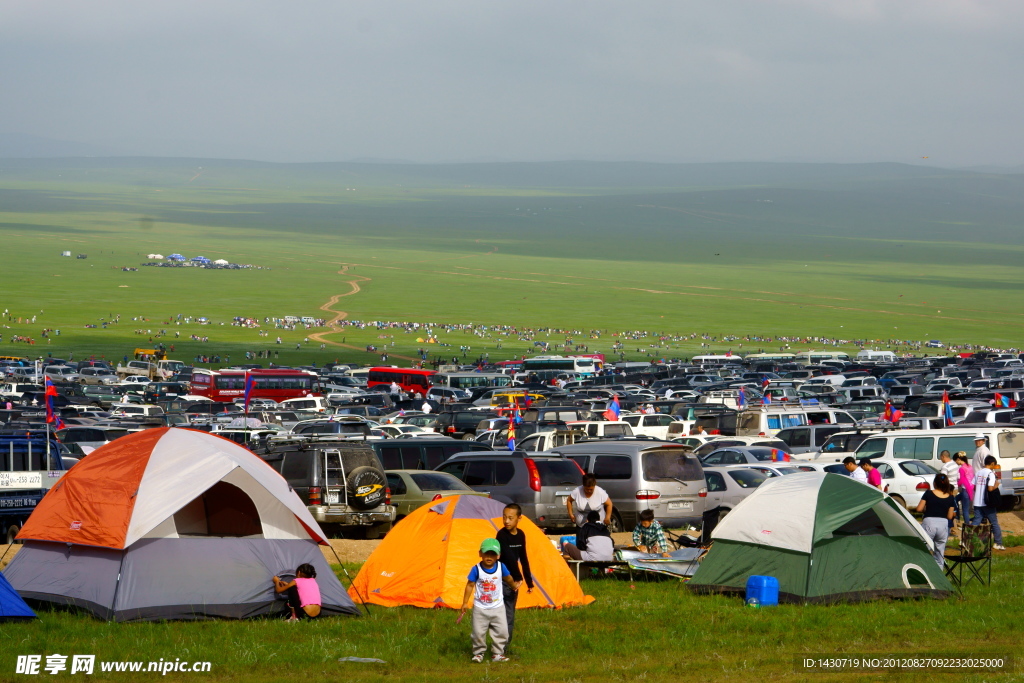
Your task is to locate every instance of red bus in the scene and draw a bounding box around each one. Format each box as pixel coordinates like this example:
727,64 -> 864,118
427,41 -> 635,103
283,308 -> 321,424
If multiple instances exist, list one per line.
494,360 -> 523,373
190,368 -> 318,403
366,367 -> 436,396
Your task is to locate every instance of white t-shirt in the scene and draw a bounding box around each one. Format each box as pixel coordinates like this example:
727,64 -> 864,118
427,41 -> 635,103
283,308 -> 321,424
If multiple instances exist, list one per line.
973,469 -> 996,508
570,486 -> 610,527
940,460 -> 959,488
851,467 -> 868,484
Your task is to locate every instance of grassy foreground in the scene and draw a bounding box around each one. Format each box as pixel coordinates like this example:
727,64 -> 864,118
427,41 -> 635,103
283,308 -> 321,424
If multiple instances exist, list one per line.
2,555 -> 1022,682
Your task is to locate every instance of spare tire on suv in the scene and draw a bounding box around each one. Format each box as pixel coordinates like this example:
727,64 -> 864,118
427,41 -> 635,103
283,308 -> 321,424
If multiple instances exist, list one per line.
347,465 -> 387,510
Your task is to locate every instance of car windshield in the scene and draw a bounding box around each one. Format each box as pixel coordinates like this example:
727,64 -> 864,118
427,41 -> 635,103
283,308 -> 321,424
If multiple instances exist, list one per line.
642,450 -> 703,482
728,469 -> 768,488
410,472 -> 473,492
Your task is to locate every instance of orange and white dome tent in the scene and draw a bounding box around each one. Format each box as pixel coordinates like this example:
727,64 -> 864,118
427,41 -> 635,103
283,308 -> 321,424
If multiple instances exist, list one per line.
349,495 -> 594,610
5,428 -> 360,621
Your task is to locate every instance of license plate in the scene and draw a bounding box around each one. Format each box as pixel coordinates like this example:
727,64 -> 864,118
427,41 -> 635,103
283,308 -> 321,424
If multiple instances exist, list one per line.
1013,469 -> 1024,481
325,493 -> 340,504
668,502 -> 692,510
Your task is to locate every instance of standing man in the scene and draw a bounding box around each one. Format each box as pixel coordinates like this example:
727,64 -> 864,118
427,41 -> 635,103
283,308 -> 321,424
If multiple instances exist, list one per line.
859,458 -> 882,490
844,456 -> 868,484
971,433 -> 991,473
972,455 -> 1006,550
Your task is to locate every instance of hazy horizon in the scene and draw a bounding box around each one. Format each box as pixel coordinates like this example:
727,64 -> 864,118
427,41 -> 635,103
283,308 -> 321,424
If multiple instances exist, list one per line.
3,1 -> 1023,167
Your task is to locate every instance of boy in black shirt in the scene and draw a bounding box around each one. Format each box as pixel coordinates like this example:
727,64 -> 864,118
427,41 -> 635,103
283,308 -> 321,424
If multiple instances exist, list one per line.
496,503 -> 533,651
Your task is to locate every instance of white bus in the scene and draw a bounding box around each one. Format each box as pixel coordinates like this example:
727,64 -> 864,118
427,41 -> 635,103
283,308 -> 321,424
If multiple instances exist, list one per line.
521,356 -> 602,376
430,372 -> 512,390
691,354 -> 743,368
794,351 -> 851,365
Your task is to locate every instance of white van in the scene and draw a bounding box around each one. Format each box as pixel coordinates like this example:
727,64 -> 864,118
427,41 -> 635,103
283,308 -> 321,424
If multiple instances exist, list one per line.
564,421 -> 635,439
801,375 -> 846,388
856,350 -> 898,363
278,396 -> 330,413
852,426 -> 1024,503
736,405 -> 857,437
109,403 -> 165,418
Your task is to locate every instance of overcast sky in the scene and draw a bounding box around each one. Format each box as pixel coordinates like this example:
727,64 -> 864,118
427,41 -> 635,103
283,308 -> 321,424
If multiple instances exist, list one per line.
2,0 -> 1022,165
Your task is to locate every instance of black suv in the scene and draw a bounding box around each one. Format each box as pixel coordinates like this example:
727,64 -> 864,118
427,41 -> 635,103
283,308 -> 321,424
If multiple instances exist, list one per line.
262,441 -> 396,539
433,410 -> 498,439
373,438 -> 492,471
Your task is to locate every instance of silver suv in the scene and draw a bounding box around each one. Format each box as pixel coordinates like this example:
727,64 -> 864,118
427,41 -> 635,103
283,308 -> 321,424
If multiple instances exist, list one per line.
550,440 -> 707,531
436,450 -> 584,530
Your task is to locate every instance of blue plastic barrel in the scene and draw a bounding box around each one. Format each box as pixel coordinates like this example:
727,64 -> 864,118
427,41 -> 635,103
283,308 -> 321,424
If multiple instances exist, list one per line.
559,535 -> 577,550
745,575 -> 779,607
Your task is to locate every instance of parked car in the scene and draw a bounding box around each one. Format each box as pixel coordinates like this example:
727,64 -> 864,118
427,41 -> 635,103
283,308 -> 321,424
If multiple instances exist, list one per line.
774,425 -> 847,455
374,437 -> 493,471
436,450 -> 584,529
701,466 -> 769,522
550,441 -> 707,532
385,469 -> 489,520
78,367 -> 120,385
692,436 -> 789,458
55,426 -> 131,451
699,446 -> 793,466
620,413 -> 685,440
432,410 -> 499,440
261,441 -> 396,538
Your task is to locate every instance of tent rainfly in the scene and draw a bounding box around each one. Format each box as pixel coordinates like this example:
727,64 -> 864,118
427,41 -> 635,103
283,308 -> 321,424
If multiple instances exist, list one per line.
688,473 -> 954,603
4,428 -> 361,621
213,259 -> 229,265
349,495 -> 594,609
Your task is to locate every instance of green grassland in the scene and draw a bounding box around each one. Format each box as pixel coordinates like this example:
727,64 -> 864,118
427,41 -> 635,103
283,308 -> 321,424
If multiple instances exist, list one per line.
1,158 -> 1023,366
3,556 -> 1023,682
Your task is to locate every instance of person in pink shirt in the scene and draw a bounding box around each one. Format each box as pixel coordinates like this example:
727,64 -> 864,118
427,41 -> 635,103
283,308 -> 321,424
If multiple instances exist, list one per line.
859,458 -> 883,490
273,563 -> 322,621
955,453 -> 975,525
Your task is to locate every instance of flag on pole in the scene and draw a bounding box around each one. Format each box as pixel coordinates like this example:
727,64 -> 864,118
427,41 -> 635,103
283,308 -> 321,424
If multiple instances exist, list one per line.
761,376 -> 771,389
507,422 -> 516,451
603,396 -> 621,421
243,372 -> 255,413
44,377 -> 58,425
883,400 -> 894,423
762,393 -> 771,405
942,390 -> 954,427
771,448 -> 790,462
890,408 -> 903,423
737,388 -> 747,409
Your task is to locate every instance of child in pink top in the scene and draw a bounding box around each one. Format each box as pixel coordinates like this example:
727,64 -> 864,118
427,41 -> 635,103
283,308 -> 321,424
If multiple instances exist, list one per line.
273,563 -> 322,621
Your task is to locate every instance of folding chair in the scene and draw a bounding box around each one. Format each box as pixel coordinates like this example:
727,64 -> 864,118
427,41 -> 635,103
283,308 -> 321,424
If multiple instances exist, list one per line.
944,523 -> 993,591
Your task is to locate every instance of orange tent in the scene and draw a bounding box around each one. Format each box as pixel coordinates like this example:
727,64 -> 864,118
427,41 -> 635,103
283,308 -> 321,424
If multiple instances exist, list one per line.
349,495 -> 594,609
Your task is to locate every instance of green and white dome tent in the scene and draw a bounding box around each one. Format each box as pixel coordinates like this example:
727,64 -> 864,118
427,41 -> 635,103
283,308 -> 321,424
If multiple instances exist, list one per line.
689,472 -> 954,603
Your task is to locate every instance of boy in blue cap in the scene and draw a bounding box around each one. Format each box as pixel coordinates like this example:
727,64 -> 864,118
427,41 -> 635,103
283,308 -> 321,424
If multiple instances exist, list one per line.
460,538 -> 517,663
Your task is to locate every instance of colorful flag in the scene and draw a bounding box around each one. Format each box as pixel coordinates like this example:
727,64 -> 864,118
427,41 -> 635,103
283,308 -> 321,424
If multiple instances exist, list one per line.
942,390 -> 954,427
44,377 -> 58,425
522,391 -> 532,408
762,393 -> 771,405
761,376 -> 771,388
771,449 -> 790,462
737,388 -> 747,409
513,407 -> 523,425
883,400 -> 894,422
890,408 -> 903,423
243,372 -> 255,413
507,422 -> 516,451
603,396 -> 621,421
993,393 -> 1014,409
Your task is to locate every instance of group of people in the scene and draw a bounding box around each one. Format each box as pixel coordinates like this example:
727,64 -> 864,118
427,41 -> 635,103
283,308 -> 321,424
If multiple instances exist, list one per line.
843,435 -> 1006,566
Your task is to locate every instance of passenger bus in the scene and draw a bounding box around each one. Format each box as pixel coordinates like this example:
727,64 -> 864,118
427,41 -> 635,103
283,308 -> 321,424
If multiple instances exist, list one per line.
521,355 -> 602,376
190,368 -> 318,403
366,367 -> 437,395
691,354 -> 744,368
794,351 -> 851,365
430,372 -> 512,390
494,360 -> 523,374
743,353 -> 795,364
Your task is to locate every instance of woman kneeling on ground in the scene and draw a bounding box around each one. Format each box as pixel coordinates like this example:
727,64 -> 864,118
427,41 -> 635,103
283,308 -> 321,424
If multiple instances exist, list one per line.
273,563 -> 322,621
